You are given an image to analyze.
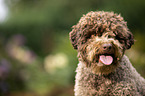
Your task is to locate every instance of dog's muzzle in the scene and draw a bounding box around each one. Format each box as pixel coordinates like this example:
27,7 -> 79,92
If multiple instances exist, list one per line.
98,43 -> 115,65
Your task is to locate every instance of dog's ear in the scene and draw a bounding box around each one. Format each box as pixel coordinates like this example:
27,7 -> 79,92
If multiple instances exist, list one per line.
115,26 -> 134,50
69,25 -> 78,49
125,31 -> 134,49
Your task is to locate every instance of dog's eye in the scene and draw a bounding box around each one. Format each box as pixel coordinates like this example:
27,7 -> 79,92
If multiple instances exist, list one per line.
119,40 -> 125,44
108,35 -> 114,38
108,35 -> 111,38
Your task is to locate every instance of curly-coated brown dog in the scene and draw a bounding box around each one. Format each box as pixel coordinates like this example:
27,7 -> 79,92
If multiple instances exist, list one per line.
69,11 -> 145,96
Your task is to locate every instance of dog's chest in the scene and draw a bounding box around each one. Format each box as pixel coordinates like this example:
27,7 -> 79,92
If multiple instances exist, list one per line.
80,73 -> 114,95
75,62 -> 119,95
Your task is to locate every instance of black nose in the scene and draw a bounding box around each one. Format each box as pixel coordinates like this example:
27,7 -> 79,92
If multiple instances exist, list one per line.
102,43 -> 113,51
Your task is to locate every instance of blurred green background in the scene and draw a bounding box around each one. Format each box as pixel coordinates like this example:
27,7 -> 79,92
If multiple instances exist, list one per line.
0,0 -> 145,96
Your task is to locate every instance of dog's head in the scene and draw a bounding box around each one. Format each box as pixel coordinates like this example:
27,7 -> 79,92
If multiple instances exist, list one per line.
69,11 -> 134,75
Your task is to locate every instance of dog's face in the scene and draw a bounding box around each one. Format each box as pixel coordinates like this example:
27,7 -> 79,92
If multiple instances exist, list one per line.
69,11 -> 134,75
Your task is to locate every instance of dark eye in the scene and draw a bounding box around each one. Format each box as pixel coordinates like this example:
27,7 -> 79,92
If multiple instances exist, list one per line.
119,40 -> 125,44
115,35 -> 125,44
108,35 -> 111,38
108,35 -> 114,38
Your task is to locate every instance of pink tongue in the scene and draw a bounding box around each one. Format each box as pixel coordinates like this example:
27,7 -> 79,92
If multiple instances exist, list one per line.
99,55 -> 113,65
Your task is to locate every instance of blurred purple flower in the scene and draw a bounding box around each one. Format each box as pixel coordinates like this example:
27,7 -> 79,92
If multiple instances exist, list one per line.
0,81 -> 9,93
0,59 -> 11,79
11,34 -> 26,46
5,34 -> 37,64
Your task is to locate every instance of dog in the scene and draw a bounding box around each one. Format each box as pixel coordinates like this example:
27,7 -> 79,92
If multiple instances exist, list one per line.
69,11 -> 145,96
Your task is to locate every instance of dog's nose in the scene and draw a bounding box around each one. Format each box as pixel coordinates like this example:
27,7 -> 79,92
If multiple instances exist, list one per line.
102,43 -> 113,51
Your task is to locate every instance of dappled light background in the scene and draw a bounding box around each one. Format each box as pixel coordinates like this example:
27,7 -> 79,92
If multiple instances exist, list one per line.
0,0 -> 145,96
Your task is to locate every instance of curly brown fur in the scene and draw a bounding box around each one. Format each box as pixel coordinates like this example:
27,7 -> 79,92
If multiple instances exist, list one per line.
69,11 -> 145,96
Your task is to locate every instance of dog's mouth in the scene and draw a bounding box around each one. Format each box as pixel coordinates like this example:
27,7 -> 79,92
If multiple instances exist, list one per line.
99,55 -> 114,65
95,54 -> 115,65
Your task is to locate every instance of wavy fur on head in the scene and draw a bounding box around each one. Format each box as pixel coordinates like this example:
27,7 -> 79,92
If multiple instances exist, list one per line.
69,11 -> 145,96
70,11 -> 134,50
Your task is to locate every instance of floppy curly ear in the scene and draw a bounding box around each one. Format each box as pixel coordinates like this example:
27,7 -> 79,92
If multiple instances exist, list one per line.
125,31 -> 134,49
69,25 -> 78,49
115,26 -> 134,50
